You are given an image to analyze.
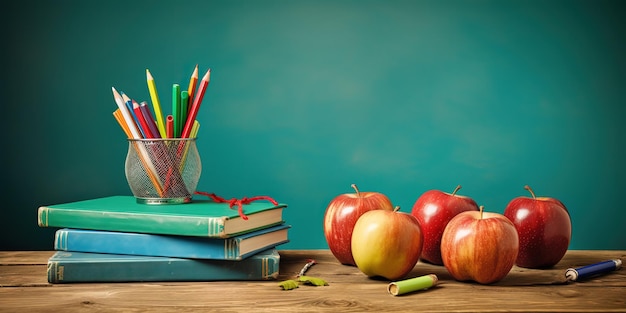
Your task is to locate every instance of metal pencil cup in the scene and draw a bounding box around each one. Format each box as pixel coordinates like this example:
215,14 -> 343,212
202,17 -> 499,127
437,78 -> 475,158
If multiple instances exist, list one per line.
125,138 -> 201,204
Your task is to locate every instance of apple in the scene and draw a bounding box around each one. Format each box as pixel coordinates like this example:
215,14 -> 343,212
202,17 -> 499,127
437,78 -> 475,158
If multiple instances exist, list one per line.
504,185 -> 572,269
323,184 -> 394,265
351,206 -> 423,280
411,185 -> 479,265
441,206 -> 519,284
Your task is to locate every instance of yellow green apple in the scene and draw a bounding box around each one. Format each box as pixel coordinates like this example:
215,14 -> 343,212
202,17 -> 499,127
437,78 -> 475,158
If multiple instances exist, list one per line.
351,207 -> 423,280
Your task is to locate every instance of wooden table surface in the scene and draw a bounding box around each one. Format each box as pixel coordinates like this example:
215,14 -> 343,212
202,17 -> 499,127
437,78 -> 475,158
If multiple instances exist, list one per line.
0,250 -> 624,312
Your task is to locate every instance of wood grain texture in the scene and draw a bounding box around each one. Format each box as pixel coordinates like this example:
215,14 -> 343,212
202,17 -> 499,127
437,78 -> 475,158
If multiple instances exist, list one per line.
0,250 -> 624,312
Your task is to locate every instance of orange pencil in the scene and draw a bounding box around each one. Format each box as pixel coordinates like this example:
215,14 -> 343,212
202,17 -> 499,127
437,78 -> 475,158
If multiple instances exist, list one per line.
113,109 -> 132,138
187,64 -> 198,112
181,68 -> 210,139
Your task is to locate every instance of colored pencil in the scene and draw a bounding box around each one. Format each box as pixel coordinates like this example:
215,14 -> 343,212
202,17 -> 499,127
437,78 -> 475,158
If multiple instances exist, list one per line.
166,115 -> 174,139
133,101 -> 154,139
187,64 -> 198,111
146,69 -> 167,138
112,87 -> 141,139
121,92 -> 144,137
112,66 -> 204,198
126,94 -> 150,138
113,109 -> 132,138
139,101 -> 161,139
172,84 -> 181,138
180,90 -> 189,134
181,68 -> 210,139
191,120 -> 200,138
179,120 -> 201,172
112,87 -> 165,196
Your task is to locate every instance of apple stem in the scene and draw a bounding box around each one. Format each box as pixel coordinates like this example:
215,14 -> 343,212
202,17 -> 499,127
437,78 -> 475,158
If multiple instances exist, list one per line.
451,185 -> 462,196
393,206 -> 401,212
524,185 -> 536,199
479,205 -> 484,219
351,184 -> 360,197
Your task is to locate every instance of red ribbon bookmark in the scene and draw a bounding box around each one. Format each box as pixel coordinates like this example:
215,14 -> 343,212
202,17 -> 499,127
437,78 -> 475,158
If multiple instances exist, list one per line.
194,191 -> 279,220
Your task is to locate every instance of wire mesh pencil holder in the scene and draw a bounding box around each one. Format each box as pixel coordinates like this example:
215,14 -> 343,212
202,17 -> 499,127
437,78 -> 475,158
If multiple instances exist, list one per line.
125,138 -> 201,204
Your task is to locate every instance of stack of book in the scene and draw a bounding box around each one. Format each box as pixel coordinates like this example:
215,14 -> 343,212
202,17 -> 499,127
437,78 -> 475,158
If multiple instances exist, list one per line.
37,196 -> 289,283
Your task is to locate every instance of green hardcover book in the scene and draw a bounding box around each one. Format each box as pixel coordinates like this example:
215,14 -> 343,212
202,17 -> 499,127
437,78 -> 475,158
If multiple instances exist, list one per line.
47,249 -> 280,283
38,196 -> 286,238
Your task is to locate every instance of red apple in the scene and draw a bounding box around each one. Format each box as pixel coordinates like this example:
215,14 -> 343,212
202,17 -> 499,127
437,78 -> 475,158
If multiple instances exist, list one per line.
441,206 -> 519,284
411,185 -> 479,265
351,207 -> 423,280
323,184 -> 394,265
504,185 -> 572,268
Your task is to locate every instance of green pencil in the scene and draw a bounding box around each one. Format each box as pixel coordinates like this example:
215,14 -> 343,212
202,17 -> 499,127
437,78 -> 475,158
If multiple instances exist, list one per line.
172,84 -> 181,138
180,90 -> 189,136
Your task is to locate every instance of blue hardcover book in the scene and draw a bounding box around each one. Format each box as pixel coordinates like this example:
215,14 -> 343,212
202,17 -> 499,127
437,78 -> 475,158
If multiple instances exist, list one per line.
47,249 -> 280,283
54,225 -> 290,260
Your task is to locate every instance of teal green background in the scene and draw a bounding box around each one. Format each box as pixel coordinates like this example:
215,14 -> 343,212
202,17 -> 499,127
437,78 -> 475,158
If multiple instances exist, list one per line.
2,0 -> 624,250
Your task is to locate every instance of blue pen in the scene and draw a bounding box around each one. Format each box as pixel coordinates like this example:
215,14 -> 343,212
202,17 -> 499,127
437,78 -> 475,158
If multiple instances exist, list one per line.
565,259 -> 622,281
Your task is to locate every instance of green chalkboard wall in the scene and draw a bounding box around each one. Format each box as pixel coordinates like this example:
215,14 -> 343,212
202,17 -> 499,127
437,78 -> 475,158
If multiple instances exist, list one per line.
2,0 -> 624,250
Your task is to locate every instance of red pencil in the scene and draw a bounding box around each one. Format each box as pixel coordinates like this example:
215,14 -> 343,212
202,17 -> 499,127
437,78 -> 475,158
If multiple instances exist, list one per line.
133,100 -> 154,139
181,68 -> 210,138
139,101 -> 161,139
166,115 -> 174,139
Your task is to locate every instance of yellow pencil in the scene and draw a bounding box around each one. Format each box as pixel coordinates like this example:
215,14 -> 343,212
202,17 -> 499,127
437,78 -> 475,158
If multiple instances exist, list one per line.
191,120 -> 200,138
179,121 -> 201,172
146,69 -> 167,138
187,64 -> 199,111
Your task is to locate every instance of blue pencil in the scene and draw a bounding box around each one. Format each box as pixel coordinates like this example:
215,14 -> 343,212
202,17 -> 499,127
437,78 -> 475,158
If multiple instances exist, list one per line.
121,92 -> 146,138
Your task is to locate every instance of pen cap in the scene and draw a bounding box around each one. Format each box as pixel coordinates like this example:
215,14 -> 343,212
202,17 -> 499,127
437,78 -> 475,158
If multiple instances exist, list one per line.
125,138 -> 201,204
